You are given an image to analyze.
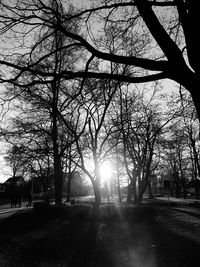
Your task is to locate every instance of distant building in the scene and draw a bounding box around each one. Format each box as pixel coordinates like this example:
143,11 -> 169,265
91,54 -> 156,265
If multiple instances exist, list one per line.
70,171 -> 83,196
63,171 -> 83,197
0,183 -> 5,198
151,173 -> 175,196
162,173 -> 175,192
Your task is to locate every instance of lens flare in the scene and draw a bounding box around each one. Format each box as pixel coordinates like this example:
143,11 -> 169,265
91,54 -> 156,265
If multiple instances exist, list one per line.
100,161 -> 112,184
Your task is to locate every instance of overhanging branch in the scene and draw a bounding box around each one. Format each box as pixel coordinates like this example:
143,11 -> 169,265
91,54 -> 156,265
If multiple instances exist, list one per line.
56,27 -> 169,72
61,70 -> 167,84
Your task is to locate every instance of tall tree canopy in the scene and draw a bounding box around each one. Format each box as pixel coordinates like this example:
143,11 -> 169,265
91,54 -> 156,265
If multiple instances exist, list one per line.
0,0 -> 200,203
0,0 -> 199,118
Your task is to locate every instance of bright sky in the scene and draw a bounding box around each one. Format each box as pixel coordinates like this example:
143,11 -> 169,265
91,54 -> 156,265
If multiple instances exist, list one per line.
0,0 -> 179,184
0,80 -> 177,184
0,156 -> 11,183
0,93 -> 14,183
0,146 -> 11,183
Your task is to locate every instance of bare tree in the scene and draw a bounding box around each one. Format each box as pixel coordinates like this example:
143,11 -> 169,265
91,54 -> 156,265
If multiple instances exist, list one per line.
178,88 -> 200,198
112,85 -> 172,203
4,145 -> 25,178
0,1 -> 199,122
65,78 -> 118,207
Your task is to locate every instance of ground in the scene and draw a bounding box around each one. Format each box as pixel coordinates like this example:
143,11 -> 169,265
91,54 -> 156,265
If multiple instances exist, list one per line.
0,200 -> 200,267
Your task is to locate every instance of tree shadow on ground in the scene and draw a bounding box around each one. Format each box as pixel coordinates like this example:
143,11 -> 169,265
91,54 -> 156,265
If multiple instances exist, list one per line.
172,207 -> 200,219
24,219 -> 113,267
1,204 -> 200,266
0,210 -> 54,238
149,208 -> 200,267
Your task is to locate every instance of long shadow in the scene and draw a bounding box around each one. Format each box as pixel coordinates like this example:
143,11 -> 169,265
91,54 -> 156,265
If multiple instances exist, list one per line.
68,221 -> 114,267
23,218 -> 113,267
148,209 -> 200,267
0,209 -> 54,238
0,205 -> 113,266
172,207 -> 200,219
2,204 -> 200,266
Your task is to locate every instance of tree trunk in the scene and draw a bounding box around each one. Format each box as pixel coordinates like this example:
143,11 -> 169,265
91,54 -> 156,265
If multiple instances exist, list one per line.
189,80 -> 200,124
194,179 -> 200,200
192,161 -> 200,199
54,154 -> 63,204
147,179 -> 153,199
138,174 -> 149,203
178,152 -> 187,199
190,138 -> 200,199
117,174 -> 122,203
52,92 -> 63,204
92,180 -> 101,218
127,178 -> 138,203
116,148 -> 122,202
127,182 -> 133,203
66,172 -> 72,202
92,177 -> 101,206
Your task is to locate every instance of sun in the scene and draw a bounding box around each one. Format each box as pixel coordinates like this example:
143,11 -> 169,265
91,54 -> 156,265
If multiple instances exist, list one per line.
100,161 -> 112,184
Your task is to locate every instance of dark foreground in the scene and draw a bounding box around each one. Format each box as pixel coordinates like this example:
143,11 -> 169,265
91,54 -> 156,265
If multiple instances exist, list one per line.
0,202 -> 200,267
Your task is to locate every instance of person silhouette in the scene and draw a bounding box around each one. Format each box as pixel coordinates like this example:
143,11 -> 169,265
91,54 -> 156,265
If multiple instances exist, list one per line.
27,194 -> 33,207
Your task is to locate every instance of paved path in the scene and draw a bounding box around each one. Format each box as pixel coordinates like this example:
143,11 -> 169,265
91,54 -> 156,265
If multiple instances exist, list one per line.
142,196 -> 200,207
76,194 -> 200,206
0,202 -> 33,221
155,196 -> 199,204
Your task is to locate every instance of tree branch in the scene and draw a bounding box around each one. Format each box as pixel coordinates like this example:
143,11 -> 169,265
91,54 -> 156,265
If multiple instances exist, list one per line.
56,26 -> 169,72
135,0 -> 184,64
61,70 -> 167,84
